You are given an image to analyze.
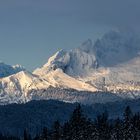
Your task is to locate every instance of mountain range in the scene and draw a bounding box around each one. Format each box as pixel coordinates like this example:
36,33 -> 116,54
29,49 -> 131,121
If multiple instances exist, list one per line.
0,30 -> 140,105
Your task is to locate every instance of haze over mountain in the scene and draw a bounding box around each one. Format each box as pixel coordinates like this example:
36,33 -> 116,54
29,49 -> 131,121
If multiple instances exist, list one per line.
0,30 -> 140,105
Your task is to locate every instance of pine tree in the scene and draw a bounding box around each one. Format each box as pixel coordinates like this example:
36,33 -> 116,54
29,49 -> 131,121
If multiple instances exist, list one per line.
85,119 -> 99,140
33,135 -> 40,140
63,104 -> 98,140
132,113 -> 140,139
68,104 -> 87,140
51,120 -> 62,140
111,118 -> 123,140
24,129 -> 31,140
62,122 -> 71,140
95,111 -> 111,140
122,106 -> 134,140
40,127 -> 48,140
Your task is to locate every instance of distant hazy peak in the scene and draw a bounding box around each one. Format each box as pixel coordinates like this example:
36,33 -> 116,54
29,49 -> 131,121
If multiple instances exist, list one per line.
0,62 -> 25,78
78,39 -> 93,53
13,64 -> 25,69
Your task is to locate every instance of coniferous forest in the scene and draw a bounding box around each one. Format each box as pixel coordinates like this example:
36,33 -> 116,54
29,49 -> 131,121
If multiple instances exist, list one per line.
0,105 -> 140,140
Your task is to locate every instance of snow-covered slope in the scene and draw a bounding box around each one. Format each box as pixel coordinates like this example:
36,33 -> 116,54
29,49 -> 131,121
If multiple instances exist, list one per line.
0,71 -> 51,104
0,30 -> 140,105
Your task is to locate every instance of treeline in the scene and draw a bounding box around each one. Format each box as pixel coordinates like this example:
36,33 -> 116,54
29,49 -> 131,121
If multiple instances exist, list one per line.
1,105 -> 140,140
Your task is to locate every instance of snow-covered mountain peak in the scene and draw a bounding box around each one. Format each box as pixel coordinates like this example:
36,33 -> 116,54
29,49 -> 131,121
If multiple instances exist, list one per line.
0,62 -> 25,78
34,39 -> 98,77
34,49 -> 70,75
45,49 -> 68,67
13,64 -> 25,70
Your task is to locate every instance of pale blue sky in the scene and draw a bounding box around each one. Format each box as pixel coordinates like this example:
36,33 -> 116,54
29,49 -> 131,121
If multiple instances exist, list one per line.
0,0 -> 139,71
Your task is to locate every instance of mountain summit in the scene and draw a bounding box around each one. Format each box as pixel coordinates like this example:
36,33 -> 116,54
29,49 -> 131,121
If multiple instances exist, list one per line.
34,43 -> 98,77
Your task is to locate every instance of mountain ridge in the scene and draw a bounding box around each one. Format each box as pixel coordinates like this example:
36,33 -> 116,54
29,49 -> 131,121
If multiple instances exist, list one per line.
0,30 -> 140,105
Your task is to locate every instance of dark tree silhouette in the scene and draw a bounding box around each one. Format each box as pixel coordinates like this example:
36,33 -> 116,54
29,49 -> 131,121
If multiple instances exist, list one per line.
51,120 -> 61,140
122,106 -> 135,140
24,129 -> 31,140
95,111 -> 111,140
